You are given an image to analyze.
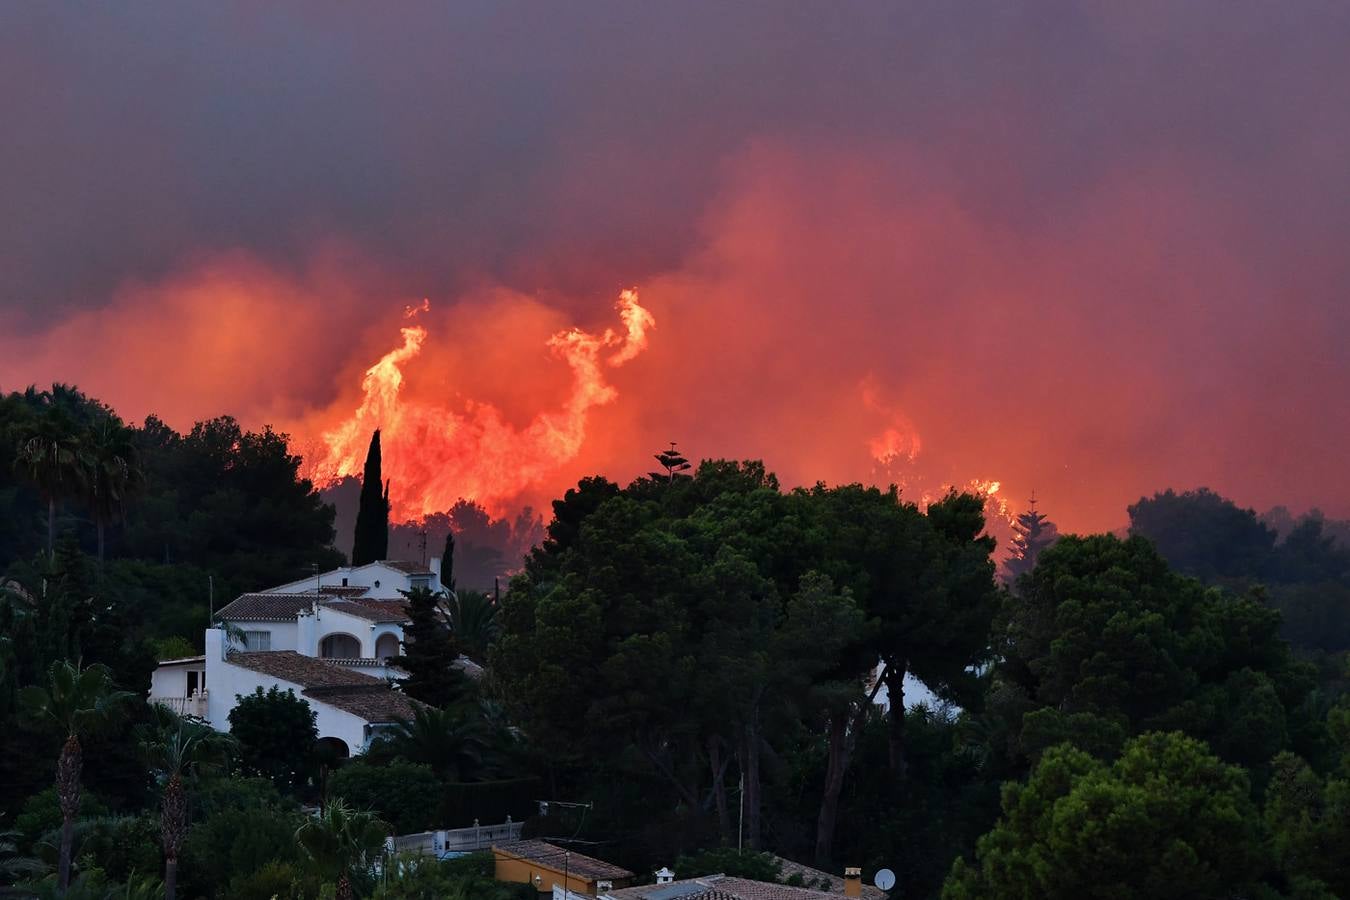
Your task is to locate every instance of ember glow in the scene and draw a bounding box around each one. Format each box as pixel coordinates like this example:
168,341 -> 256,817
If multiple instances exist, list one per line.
303,289 -> 654,520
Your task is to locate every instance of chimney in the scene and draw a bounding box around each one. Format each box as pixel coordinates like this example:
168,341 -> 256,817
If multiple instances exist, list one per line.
843,867 -> 862,898
655,867 -> 675,885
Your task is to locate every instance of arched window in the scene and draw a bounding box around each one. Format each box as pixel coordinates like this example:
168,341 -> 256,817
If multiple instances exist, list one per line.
319,633 -> 361,659
374,633 -> 400,660
316,736 -> 350,761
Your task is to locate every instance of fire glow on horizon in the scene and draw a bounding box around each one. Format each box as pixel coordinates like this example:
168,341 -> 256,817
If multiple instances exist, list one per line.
302,289 -> 656,521
296,282 -> 1013,550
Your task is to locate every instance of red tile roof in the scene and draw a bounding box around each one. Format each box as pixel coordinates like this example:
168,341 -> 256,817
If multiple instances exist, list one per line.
323,599 -> 410,623
227,651 -> 381,688
318,585 -> 371,597
304,684 -> 423,723
227,651 -> 422,724
382,560 -> 435,575
713,878 -> 849,900
771,858 -> 888,899
215,593 -> 316,622
494,841 -> 634,881
216,593 -> 411,624
607,875 -> 855,900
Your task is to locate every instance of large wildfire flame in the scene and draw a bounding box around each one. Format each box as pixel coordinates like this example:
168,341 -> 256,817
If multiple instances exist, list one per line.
304,289 -> 654,520
863,382 -> 1018,554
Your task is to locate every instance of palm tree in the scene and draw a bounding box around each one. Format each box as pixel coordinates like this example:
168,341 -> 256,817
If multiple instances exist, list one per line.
82,416 -> 143,567
372,705 -> 498,782
0,817 -> 44,885
295,798 -> 389,900
444,590 -> 500,664
139,706 -> 236,900
19,660 -> 133,893
14,406 -> 86,557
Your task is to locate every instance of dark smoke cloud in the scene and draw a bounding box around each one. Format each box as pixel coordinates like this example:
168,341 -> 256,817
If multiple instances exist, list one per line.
2,2 -> 1349,533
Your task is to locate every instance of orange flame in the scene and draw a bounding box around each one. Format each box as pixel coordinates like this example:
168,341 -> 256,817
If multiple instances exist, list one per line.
305,288 -> 654,520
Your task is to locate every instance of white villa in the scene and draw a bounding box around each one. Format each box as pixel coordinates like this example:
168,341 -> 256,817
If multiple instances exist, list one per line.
149,558 -> 458,757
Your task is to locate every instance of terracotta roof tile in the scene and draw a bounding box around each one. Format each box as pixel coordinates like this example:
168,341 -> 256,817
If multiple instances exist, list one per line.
215,593 -> 315,622
304,685 -> 422,723
323,599 -> 410,623
714,878 -> 843,900
318,585 -> 371,597
382,560 -> 434,575
770,858 -> 888,899
226,651 -> 381,688
494,841 -> 634,881
227,651 -> 423,725
606,876 -> 849,900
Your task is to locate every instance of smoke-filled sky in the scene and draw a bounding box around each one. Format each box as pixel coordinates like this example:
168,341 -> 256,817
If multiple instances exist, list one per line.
3,2 -> 1349,534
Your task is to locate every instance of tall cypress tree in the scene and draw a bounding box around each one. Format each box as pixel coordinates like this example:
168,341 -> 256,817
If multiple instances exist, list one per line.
351,430 -> 389,566
441,529 -> 456,592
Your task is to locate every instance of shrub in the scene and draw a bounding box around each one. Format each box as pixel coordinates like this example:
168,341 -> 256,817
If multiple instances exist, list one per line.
674,848 -> 782,882
74,815 -> 162,885
179,804 -> 303,899
14,787 -> 109,850
372,853 -> 534,900
226,860 -> 318,900
327,761 -> 441,834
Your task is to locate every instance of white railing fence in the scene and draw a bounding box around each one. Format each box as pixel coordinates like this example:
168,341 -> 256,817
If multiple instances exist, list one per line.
150,692 -> 209,718
386,818 -> 523,859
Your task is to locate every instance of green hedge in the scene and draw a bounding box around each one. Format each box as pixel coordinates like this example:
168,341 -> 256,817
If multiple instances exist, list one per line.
328,761 -> 442,833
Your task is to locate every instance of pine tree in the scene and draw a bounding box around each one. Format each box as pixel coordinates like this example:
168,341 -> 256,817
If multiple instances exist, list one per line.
351,431 -> 389,566
395,586 -> 470,708
1005,494 -> 1058,585
650,442 -> 693,483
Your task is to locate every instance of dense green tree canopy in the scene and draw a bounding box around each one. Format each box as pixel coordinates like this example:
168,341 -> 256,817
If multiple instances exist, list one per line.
394,587 -> 472,708
944,732 -> 1270,899
228,687 -> 318,794
990,534 -> 1313,769
1129,488 -> 1278,583
495,460 -> 999,854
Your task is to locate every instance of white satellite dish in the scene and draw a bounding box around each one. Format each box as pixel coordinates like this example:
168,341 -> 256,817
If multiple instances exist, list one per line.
874,868 -> 897,891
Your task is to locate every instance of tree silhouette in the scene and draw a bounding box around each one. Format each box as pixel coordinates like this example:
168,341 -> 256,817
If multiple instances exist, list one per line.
19,660 -> 133,892
139,705 -> 237,900
441,528 -> 456,591
83,414 -> 143,567
395,587 -> 470,708
14,405 -> 85,557
1004,494 -> 1058,585
351,430 -> 389,566
650,442 -> 692,483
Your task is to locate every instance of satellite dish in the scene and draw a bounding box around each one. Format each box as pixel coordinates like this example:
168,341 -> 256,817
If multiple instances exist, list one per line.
874,868 -> 897,891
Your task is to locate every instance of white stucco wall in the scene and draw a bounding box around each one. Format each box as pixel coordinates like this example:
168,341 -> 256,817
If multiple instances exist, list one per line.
148,660 -> 205,699
265,559 -> 443,599
202,628 -> 373,754
223,620 -> 300,652
313,606 -> 380,656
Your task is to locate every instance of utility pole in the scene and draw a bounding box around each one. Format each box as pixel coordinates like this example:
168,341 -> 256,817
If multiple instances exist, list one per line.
738,773 -> 745,851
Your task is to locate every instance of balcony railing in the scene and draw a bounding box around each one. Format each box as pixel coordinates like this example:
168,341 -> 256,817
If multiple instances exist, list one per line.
150,692 -> 209,718
387,819 -> 523,858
